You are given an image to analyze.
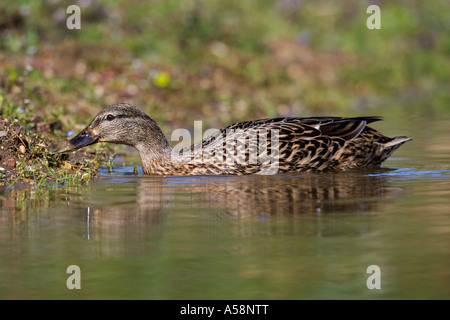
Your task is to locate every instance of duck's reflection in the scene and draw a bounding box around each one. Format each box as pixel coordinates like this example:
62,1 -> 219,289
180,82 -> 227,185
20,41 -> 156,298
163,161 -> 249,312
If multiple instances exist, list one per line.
190,170 -> 402,217
81,178 -> 171,256
83,169 -> 403,256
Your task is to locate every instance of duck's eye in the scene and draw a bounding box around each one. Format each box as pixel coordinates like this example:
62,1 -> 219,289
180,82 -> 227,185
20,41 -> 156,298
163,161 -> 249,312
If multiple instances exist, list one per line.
106,114 -> 115,121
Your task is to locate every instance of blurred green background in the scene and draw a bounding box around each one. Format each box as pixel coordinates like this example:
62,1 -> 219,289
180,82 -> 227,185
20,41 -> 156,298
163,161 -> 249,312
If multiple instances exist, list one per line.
1,0 -> 449,130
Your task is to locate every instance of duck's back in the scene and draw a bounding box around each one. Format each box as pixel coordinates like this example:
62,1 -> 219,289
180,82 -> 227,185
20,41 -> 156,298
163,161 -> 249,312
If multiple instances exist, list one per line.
174,116 -> 411,175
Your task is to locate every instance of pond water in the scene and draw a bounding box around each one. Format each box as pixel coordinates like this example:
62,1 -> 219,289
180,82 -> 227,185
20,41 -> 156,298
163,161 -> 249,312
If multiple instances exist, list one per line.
1,109 -> 450,300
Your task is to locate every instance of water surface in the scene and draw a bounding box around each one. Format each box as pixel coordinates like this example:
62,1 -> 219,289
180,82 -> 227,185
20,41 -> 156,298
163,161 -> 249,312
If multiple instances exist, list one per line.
1,110 -> 450,300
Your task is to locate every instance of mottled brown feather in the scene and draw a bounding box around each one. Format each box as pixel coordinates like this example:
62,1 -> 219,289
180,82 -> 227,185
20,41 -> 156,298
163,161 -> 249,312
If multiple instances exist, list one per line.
60,104 -> 412,175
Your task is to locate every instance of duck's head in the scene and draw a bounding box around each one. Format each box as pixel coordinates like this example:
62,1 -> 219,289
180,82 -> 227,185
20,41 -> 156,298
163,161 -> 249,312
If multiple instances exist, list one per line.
54,103 -> 171,159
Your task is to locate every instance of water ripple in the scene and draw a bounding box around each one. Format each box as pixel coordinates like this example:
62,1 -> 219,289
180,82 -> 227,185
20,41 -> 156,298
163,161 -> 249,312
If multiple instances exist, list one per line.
367,168 -> 450,180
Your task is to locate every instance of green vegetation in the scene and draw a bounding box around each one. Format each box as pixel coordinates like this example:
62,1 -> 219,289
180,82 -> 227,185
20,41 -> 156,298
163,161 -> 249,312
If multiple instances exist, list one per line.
0,112 -> 105,186
1,0 -> 449,184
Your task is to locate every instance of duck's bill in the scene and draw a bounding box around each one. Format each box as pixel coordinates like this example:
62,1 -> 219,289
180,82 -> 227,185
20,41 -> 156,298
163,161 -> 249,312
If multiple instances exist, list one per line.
50,129 -> 99,153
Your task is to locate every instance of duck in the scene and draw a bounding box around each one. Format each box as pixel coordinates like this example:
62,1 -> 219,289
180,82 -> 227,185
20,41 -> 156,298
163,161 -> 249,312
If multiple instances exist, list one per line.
53,103 -> 412,175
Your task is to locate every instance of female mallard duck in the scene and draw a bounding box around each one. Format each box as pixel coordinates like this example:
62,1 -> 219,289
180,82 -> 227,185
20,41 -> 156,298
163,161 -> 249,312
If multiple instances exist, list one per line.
54,103 -> 411,175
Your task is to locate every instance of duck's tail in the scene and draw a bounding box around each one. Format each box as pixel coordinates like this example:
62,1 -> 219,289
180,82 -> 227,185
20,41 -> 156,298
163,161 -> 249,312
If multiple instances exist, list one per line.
383,136 -> 413,149
378,136 -> 412,163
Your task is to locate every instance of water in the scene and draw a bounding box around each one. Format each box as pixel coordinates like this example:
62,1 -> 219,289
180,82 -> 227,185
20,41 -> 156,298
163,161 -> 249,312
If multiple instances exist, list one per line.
1,110 -> 450,300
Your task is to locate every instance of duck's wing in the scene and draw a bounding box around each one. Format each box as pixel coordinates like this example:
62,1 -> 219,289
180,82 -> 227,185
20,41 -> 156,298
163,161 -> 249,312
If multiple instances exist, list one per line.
181,116 -> 382,168
172,116 -> 411,173
295,116 -> 382,140
190,116 -> 382,150
218,116 -> 382,141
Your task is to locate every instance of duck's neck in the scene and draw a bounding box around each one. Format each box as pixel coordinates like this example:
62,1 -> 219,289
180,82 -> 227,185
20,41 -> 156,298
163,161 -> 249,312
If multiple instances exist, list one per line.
136,142 -> 172,164
126,116 -> 173,172
138,149 -> 175,175
135,135 -> 174,168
